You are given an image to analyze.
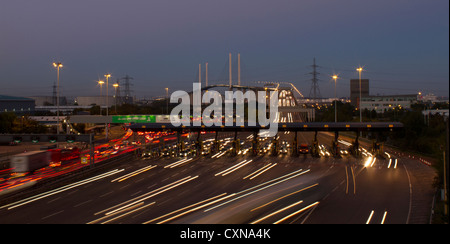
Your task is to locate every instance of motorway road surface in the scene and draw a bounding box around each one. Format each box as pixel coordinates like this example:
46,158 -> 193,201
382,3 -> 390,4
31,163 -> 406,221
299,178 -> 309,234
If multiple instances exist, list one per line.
0,130 -> 436,224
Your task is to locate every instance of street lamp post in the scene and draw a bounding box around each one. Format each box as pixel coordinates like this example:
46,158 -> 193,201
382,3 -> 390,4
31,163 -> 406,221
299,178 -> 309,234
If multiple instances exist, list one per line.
113,83 -> 119,114
98,80 -> 104,115
104,74 -> 111,140
53,62 -> 63,147
356,67 -> 363,123
165,87 -> 169,114
332,75 -> 338,123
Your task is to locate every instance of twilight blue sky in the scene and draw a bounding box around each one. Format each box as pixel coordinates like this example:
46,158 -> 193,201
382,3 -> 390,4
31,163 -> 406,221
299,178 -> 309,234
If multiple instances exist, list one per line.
0,0 -> 448,99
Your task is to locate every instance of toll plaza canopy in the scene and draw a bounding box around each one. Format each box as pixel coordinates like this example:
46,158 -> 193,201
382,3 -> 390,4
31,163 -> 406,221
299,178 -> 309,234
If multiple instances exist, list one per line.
127,122 -> 403,132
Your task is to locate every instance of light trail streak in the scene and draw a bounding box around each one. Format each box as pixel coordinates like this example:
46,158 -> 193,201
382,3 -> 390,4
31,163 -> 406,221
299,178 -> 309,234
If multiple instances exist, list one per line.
366,210 -> 375,224
205,169 -> 310,212
250,183 -> 318,212
1,169 -> 124,210
95,175 -> 198,217
111,165 -> 157,182
243,163 -> 273,180
246,163 -> 277,180
272,201 -> 320,224
164,158 -> 193,168
381,211 -> 388,224
143,193 -> 228,224
214,160 -> 251,177
250,200 -> 304,224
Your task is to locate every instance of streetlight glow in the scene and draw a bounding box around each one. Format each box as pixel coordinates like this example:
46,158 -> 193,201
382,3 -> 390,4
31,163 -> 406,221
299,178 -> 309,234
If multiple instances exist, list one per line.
52,61 -> 63,147
332,74 -> 339,123
104,73 -> 111,140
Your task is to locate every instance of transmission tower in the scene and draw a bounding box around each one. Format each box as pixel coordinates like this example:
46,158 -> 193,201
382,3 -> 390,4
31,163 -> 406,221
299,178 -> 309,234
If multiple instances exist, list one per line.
308,58 -> 321,101
120,75 -> 134,104
114,79 -> 121,105
52,82 -> 57,105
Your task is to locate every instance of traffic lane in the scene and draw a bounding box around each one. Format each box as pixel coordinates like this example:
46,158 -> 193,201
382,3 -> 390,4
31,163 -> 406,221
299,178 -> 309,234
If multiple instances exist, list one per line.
114,155 -> 308,224
83,144 -> 349,224
0,135 -> 374,224
66,154 -> 280,224
0,156 -> 195,223
0,168 -> 129,223
166,158 -> 343,224
302,157 -> 410,224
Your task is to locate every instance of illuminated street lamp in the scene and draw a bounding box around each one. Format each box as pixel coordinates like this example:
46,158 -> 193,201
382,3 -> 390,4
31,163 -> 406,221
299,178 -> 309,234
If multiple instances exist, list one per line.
53,62 -> 63,146
98,80 -> 104,115
104,74 -> 111,116
113,83 -> 119,113
332,75 -> 338,123
104,73 -> 111,140
98,80 -> 105,95
356,67 -> 363,123
165,87 -> 169,114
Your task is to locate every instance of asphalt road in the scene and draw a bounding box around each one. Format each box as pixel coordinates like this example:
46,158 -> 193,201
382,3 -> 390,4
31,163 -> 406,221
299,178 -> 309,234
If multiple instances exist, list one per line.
0,127 -> 437,224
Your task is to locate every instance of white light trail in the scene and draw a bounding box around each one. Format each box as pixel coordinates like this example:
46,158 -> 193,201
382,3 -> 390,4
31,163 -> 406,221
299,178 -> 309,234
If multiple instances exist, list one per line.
1,169 -> 124,210
366,210 -> 375,224
272,201 -> 320,224
111,165 -> 157,182
205,169 -> 310,212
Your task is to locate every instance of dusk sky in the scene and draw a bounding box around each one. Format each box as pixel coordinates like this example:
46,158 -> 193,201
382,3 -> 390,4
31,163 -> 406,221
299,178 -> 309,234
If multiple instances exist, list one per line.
0,0 -> 448,99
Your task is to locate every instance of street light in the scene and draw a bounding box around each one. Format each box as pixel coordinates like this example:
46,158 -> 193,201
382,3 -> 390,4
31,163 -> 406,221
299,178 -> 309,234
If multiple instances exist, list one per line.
165,87 -> 169,114
98,80 -> 104,115
356,67 -> 363,123
98,80 -> 105,95
104,73 -> 111,140
53,62 -> 63,147
332,75 -> 338,123
104,74 -> 111,116
113,83 -> 119,114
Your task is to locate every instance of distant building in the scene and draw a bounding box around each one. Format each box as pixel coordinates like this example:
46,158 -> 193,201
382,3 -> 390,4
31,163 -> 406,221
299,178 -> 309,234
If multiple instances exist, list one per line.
27,96 -> 67,106
0,95 -> 35,113
350,79 -> 369,107
75,96 -> 115,107
417,93 -> 442,103
360,94 -> 418,113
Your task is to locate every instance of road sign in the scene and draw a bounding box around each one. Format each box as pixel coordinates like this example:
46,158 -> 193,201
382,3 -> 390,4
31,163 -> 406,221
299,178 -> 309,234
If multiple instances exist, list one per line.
112,115 -> 156,123
81,156 -> 88,164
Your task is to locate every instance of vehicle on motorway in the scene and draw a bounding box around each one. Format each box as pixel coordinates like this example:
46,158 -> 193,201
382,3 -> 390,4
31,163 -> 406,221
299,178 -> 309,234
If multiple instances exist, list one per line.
299,144 -> 309,154
10,151 -> 48,173
179,150 -> 189,157
48,147 -> 80,167
319,145 -> 331,157
142,150 -> 152,158
201,147 -> 211,156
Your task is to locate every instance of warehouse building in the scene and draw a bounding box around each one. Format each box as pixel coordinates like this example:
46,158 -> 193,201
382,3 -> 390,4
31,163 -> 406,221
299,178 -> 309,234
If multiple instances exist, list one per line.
0,95 -> 35,113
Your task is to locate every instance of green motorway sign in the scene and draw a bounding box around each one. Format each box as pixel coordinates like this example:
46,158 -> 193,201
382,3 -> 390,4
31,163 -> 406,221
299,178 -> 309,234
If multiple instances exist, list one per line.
112,115 -> 156,123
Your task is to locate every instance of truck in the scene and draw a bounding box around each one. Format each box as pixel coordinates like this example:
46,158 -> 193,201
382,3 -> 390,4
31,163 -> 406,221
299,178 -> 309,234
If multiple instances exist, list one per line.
10,151 -> 49,173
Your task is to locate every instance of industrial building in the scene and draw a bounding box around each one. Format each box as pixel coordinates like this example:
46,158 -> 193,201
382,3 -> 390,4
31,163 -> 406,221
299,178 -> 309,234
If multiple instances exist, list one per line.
350,79 -> 369,107
0,95 -> 35,113
27,96 -> 67,106
75,96 -> 115,107
360,94 -> 418,113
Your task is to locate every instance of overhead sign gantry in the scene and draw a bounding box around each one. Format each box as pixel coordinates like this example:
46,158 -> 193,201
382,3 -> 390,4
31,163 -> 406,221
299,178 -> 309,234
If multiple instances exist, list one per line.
127,122 -> 403,157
